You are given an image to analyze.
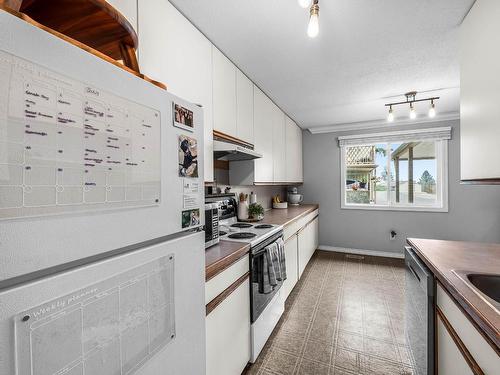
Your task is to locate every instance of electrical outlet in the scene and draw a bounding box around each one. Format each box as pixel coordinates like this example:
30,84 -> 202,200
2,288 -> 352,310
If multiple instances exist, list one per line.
390,230 -> 397,240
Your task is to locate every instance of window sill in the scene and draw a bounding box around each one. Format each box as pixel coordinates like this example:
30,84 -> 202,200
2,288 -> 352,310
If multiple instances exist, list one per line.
341,204 -> 449,213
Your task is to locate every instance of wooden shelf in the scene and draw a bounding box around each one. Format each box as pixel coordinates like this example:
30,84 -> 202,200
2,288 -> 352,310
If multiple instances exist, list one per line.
0,1 -> 166,89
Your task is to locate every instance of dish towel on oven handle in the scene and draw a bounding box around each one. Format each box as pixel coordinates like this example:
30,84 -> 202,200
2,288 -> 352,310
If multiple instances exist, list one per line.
265,238 -> 287,287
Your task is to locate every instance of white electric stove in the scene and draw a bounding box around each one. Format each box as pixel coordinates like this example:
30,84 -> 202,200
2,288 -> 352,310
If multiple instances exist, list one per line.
218,216 -> 283,247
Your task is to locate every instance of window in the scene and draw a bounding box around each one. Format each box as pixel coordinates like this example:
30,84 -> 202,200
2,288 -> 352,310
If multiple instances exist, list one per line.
339,127 -> 450,212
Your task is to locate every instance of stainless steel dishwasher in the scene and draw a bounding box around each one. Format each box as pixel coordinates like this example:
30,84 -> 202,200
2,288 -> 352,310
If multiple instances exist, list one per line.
405,246 -> 435,375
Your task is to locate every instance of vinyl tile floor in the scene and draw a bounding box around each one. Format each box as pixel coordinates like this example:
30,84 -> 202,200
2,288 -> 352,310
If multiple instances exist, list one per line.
244,250 -> 415,375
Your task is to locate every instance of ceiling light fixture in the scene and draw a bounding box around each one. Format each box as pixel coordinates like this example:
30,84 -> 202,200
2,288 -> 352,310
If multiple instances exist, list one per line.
307,0 -> 320,38
409,102 -> 417,119
298,0 -> 312,9
387,105 -> 394,122
428,99 -> 436,118
385,91 -> 439,122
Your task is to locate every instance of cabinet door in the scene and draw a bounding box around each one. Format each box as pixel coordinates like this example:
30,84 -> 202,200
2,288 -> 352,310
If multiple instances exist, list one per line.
212,46 -> 237,137
283,234 -> 299,301
206,278 -> 250,375
312,217 -> 319,250
297,222 -> 311,278
272,108 -> 286,183
437,313 -> 474,375
137,0 -> 214,182
236,69 -> 254,144
285,116 -> 303,183
460,0 -> 500,180
253,86 -> 273,182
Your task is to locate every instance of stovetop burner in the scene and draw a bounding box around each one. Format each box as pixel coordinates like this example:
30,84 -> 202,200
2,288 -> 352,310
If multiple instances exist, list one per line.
228,232 -> 257,239
254,224 -> 273,229
231,223 -> 253,228
219,231 -> 227,236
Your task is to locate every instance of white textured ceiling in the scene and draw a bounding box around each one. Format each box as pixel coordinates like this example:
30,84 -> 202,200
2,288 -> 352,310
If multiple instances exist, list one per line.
170,0 -> 474,130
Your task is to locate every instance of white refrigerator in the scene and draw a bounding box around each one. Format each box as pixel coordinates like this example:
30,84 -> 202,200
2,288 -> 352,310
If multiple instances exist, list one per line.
0,10 -> 205,375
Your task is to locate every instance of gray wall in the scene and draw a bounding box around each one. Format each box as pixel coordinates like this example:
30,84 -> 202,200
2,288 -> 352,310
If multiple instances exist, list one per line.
301,119 -> 500,255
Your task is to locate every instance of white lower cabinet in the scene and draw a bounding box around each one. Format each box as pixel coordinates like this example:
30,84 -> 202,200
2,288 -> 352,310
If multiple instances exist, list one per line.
436,313 -> 473,375
282,234 -> 299,301
297,216 -> 319,278
206,278 -> 250,375
436,283 -> 499,374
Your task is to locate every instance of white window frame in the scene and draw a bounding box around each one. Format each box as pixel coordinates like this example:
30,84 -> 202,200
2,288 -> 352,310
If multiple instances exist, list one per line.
339,127 -> 450,213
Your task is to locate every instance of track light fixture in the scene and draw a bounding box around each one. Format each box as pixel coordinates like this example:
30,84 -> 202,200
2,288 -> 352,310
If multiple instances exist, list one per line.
387,105 -> 394,122
307,0 -> 320,38
428,99 -> 436,118
409,102 -> 416,119
385,91 -> 440,122
298,0 -> 319,38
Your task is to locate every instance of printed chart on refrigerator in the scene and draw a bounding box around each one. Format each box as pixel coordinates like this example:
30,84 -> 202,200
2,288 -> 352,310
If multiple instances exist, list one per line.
0,50 -> 162,219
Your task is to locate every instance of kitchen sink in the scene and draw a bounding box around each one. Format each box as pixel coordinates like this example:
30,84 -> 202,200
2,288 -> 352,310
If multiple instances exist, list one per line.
466,274 -> 500,304
453,271 -> 500,311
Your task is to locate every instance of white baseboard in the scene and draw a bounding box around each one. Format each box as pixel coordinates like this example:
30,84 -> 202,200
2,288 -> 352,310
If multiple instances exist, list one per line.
318,245 -> 404,259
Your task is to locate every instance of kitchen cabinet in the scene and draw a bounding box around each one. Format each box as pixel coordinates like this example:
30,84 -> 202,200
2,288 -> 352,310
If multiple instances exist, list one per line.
460,0 -> 500,182
137,0 -> 214,182
436,313 -> 473,375
253,86 -> 274,182
236,69 -> 254,144
282,234 -> 299,301
272,110 -> 286,182
436,283 -> 499,374
212,46 -> 237,137
206,278 -> 250,375
285,116 -> 303,183
298,216 -> 319,278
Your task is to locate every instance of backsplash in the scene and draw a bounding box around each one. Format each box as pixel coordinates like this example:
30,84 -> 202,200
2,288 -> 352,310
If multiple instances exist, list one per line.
212,167 -> 286,209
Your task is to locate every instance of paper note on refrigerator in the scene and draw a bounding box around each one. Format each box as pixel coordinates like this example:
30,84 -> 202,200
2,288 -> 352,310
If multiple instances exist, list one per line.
182,178 -> 200,209
0,50 -> 162,219
14,255 -> 175,375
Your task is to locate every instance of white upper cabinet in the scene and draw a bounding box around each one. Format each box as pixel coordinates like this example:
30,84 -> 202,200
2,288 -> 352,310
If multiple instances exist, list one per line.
460,0 -> 500,182
272,108 -> 286,183
253,86 -> 274,182
212,47 -> 237,137
236,69 -> 254,144
285,116 -> 303,183
137,0 -> 214,182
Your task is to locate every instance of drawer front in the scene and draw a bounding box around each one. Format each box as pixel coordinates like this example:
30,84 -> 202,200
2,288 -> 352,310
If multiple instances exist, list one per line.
283,220 -> 299,241
296,209 -> 319,230
284,209 -> 319,240
206,255 -> 249,304
436,283 -> 499,374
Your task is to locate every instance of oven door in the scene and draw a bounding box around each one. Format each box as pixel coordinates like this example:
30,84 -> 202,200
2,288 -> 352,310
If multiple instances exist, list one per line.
250,244 -> 283,323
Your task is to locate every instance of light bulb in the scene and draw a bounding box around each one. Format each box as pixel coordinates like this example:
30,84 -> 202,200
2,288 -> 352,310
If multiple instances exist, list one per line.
307,5 -> 319,38
387,106 -> 394,122
409,103 -> 416,119
428,101 -> 436,118
298,0 -> 312,8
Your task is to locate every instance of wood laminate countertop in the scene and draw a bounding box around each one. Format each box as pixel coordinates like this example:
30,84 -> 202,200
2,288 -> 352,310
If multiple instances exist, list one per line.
205,204 -> 319,282
260,204 -> 319,227
407,238 -> 500,351
205,240 -> 250,282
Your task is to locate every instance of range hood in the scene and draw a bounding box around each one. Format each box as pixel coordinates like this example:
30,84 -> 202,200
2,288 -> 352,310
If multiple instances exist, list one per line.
213,139 -> 262,161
